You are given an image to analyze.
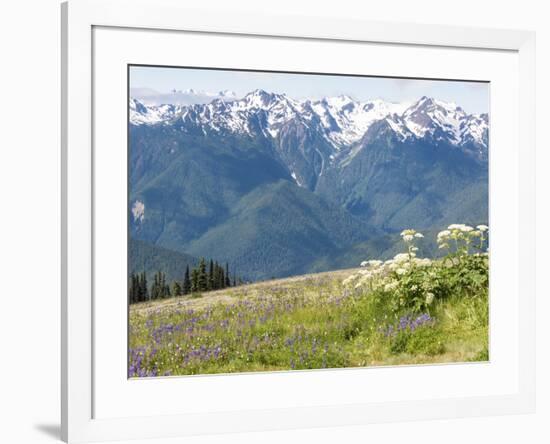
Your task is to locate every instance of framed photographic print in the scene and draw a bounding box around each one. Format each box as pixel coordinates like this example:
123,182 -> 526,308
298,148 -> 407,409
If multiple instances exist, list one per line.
61,0 -> 536,442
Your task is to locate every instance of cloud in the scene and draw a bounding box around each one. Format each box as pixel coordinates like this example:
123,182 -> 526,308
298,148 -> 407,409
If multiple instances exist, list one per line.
130,88 -> 239,106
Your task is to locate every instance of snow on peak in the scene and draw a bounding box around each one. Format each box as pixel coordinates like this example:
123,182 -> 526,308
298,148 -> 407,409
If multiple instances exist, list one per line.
129,98 -> 185,125
402,96 -> 487,147
129,92 -> 488,151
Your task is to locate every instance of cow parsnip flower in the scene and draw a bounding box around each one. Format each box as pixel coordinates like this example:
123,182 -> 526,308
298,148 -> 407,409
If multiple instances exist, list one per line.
384,281 -> 398,292
425,292 -> 435,305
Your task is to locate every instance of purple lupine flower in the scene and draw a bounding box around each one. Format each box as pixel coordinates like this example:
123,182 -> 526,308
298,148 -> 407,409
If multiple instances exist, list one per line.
381,312 -> 434,337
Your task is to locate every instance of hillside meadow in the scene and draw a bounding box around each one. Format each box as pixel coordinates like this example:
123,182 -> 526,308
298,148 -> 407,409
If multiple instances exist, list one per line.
128,225 -> 489,377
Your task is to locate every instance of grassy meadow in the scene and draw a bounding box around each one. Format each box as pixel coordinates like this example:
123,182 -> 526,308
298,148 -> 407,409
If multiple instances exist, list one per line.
128,224 -> 489,377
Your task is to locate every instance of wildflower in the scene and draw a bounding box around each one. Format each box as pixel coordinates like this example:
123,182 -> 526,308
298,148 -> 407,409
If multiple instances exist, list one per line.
414,233 -> 424,239
396,268 -> 407,275
384,281 -> 398,292
393,253 -> 409,263
477,224 -> 489,232
342,275 -> 357,286
414,258 -> 432,267
402,234 -> 414,242
425,292 -> 435,305
448,224 -> 465,230
367,260 -> 383,268
448,223 -> 473,232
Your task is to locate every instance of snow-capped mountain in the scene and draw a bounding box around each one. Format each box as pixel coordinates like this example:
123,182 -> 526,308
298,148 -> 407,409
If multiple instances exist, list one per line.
129,89 -> 488,279
129,98 -> 185,125
130,91 -> 488,159
401,96 -> 488,148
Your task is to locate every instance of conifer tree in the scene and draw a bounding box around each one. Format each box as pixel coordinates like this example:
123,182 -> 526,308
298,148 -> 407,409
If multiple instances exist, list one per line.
139,271 -> 148,302
171,281 -> 181,297
151,272 -> 159,300
215,262 -> 224,290
197,258 -> 207,291
160,271 -> 168,298
183,265 -> 191,294
225,263 -> 231,288
191,268 -> 199,293
129,273 -> 137,303
208,259 -> 214,291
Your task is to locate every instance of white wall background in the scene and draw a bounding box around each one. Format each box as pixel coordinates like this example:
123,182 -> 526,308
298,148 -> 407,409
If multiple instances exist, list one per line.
0,1 -> 546,443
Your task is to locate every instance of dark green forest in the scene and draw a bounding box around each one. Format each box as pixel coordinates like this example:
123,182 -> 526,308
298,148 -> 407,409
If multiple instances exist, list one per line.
129,257 -> 243,304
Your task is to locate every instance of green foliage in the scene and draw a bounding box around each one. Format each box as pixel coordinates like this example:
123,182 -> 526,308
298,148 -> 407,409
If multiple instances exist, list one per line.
344,225 -> 489,315
183,266 -> 191,295
128,224 -> 489,376
130,257 -> 241,304
171,281 -> 182,297
128,271 -> 148,303
150,271 -> 170,299
389,327 -> 446,356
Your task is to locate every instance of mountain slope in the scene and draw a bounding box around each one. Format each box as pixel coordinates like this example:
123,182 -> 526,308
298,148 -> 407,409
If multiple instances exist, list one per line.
186,180 -> 380,280
129,238 -> 198,284
129,91 -> 489,281
316,117 -> 488,231
129,126 -> 290,249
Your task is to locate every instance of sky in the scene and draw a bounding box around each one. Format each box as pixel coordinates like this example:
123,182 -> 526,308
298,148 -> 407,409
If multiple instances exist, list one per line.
130,65 -> 489,114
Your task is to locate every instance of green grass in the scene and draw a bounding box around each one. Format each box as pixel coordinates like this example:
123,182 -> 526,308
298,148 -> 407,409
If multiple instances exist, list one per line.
128,263 -> 488,377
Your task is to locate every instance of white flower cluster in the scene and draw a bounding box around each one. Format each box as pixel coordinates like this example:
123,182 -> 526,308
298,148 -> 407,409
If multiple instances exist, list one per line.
342,224 -> 489,302
437,223 -> 489,252
400,229 -> 424,243
342,230 -> 432,291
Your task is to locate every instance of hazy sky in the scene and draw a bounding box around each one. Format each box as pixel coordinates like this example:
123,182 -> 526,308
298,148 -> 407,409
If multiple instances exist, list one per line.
130,65 -> 489,114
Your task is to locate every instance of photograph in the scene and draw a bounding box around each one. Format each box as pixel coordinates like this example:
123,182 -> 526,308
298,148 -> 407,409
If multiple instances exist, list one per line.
127,65 -> 490,377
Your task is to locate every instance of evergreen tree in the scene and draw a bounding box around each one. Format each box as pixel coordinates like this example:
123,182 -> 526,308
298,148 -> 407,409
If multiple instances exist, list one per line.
197,258 -> 208,291
208,259 -> 214,291
183,265 -> 191,295
172,281 -> 182,297
151,272 -> 159,300
139,271 -> 148,302
215,262 -> 224,290
225,263 -> 231,288
160,271 -> 168,298
129,273 -> 138,303
191,268 -> 199,293
150,270 -> 169,300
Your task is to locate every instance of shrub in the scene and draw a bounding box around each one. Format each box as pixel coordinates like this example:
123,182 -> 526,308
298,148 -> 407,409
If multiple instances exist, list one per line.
343,224 -> 489,314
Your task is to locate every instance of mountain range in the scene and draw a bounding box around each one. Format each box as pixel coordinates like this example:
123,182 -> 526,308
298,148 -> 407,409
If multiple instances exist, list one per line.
129,90 -> 489,281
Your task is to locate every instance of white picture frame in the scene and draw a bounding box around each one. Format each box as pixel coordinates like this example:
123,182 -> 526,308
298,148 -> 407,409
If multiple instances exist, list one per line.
61,0 -> 536,442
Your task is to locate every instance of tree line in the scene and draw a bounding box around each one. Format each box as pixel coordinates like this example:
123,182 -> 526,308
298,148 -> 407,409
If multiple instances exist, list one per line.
129,258 -> 243,304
